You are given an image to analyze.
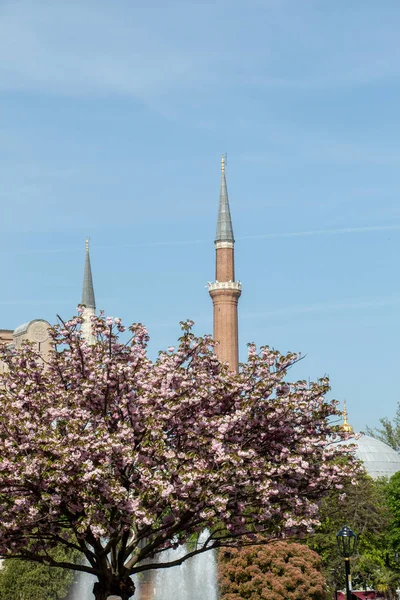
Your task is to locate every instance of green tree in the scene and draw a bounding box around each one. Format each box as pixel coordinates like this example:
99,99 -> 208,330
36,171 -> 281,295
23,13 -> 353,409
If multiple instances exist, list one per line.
366,403 -> 400,451
372,566 -> 400,600
385,471 -> 400,553
307,471 -> 393,594
0,546 -> 79,600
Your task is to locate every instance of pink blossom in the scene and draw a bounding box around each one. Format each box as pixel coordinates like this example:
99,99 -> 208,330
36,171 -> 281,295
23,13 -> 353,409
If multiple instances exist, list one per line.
0,313 -> 359,599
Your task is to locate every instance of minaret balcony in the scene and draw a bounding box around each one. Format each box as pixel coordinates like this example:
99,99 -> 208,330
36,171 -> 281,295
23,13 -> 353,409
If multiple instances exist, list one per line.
208,281 -> 242,292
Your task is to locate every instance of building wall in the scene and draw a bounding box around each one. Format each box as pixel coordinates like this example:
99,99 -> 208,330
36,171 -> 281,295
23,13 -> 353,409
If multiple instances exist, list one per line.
0,320 -> 51,374
13,320 -> 51,357
0,330 -> 13,345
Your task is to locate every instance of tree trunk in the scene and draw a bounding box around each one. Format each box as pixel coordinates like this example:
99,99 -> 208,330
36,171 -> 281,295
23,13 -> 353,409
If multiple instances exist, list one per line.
93,576 -> 135,600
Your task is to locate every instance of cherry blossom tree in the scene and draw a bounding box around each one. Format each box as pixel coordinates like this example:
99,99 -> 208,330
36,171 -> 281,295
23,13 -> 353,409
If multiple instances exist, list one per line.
0,312 -> 358,599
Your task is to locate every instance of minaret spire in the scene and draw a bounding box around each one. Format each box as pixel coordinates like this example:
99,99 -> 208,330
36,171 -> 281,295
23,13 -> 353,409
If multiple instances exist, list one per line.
81,238 -> 96,343
82,237 -> 96,310
216,155 -> 234,244
208,156 -> 242,372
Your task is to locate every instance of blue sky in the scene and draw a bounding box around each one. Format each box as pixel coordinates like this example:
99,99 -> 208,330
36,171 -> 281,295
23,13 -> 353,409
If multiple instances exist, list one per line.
1,0 -> 400,432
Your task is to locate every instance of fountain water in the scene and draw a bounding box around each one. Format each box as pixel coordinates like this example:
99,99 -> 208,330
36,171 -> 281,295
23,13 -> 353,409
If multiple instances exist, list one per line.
70,569 -> 97,599
153,543 -> 218,600
70,533 -> 218,600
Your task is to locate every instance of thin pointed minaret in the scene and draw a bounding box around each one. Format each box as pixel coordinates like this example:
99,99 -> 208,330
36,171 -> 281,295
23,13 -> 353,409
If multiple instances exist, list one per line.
208,156 -> 242,371
81,238 -> 96,344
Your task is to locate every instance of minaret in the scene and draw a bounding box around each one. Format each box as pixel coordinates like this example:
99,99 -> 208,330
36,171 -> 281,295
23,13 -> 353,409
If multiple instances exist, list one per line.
81,238 -> 96,344
208,156 -> 242,371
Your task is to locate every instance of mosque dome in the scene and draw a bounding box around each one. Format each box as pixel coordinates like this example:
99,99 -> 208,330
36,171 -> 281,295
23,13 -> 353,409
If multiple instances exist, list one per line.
351,434 -> 400,479
338,403 -> 400,479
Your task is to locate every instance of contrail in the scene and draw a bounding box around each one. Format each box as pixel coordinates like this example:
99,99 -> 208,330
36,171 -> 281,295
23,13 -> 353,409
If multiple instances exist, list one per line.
10,223 -> 400,255
240,224 -> 400,240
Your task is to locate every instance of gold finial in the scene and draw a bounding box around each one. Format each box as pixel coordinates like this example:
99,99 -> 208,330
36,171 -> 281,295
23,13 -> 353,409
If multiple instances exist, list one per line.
86,237 -> 89,252
221,154 -> 225,173
341,400 -> 354,434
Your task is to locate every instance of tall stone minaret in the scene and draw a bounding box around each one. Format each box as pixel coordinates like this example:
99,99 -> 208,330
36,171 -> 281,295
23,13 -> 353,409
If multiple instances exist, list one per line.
81,238 -> 96,344
208,156 -> 242,372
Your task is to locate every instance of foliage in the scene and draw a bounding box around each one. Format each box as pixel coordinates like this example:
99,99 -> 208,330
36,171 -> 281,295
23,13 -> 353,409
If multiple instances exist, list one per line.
385,471 -> 400,554
218,540 -> 326,600
0,312 -> 359,599
0,545 -> 79,600
366,403 -> 400,451
307,471 -> 396,595
371,565 -> 400,600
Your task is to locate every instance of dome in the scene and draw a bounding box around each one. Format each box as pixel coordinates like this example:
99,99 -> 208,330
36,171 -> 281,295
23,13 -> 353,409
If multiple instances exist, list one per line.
13,322 -> 30,336
352,434 -> 400,479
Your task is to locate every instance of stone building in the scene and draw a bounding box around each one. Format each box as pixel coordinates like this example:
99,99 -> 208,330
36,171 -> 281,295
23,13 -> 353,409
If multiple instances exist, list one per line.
0,319 -> 52,374
0,330 -> 12,345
